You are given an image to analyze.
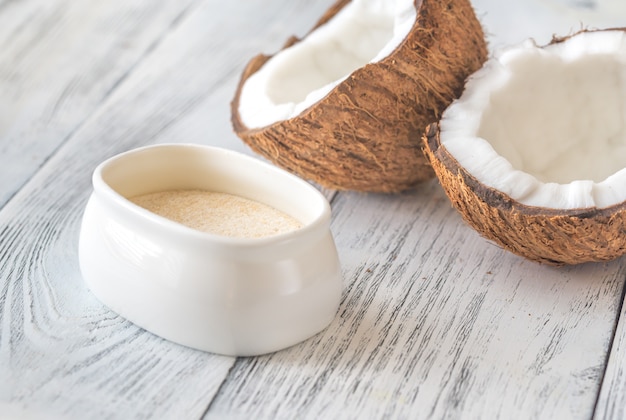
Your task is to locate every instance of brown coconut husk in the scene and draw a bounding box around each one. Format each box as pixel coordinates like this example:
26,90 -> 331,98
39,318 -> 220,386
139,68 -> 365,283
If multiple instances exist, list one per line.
231,0 -> 487,193
423,123 -> 626,265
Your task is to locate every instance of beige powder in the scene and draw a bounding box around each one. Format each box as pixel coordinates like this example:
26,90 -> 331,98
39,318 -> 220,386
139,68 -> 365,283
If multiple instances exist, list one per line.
130,189 -> 302,238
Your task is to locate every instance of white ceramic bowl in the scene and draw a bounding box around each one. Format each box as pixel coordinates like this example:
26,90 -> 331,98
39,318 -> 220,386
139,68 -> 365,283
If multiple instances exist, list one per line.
79,144 -> 342,356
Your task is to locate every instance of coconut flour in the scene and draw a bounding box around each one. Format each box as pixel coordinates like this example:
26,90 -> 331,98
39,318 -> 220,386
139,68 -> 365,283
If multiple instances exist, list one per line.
130,189 -> 302,238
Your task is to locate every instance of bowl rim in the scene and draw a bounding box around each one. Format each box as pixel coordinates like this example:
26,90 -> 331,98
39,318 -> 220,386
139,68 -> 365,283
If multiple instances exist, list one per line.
91,143 -> 332,248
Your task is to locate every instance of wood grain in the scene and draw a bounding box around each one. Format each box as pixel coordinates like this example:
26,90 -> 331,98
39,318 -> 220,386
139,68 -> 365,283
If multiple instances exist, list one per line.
595,291 -> 626,420
0,0 -> 199,208
206,181 -> 625,419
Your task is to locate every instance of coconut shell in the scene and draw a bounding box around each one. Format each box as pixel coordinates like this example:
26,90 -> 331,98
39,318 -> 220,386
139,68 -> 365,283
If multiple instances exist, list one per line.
423,123 -> 626,265
231,0 -> 487,193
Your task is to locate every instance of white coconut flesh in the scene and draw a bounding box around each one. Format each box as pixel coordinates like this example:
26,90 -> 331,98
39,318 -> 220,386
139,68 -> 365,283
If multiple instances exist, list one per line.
439,30 -> 626,210
238,0 -> 416,129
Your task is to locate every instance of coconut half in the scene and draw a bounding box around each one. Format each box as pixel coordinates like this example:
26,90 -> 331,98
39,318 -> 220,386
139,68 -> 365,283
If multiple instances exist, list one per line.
231,0 -> 487,192
424,29 -> 626,265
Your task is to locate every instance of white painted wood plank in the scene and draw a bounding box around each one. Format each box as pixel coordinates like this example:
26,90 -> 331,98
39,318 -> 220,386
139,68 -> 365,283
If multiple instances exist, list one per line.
205,181 -> 625,419
0,0 -> 337,418
0,0 -> 197,207
472,0 -> 626,50
594,303 -> 626,420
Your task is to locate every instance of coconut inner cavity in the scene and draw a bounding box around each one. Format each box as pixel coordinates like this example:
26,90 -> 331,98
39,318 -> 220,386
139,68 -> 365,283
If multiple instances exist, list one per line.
478,51 -> 626,185
440,31 -> 626,209
238,0 -> 417,129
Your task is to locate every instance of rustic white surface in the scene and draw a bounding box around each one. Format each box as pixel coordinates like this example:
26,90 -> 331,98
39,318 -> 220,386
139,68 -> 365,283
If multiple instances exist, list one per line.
476,0 -> 626,49
1,0 -> 626,419
207,186 -> 624,419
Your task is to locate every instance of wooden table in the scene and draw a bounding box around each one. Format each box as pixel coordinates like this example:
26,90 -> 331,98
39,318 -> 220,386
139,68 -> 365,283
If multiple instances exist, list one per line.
2,0 -> 626,418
